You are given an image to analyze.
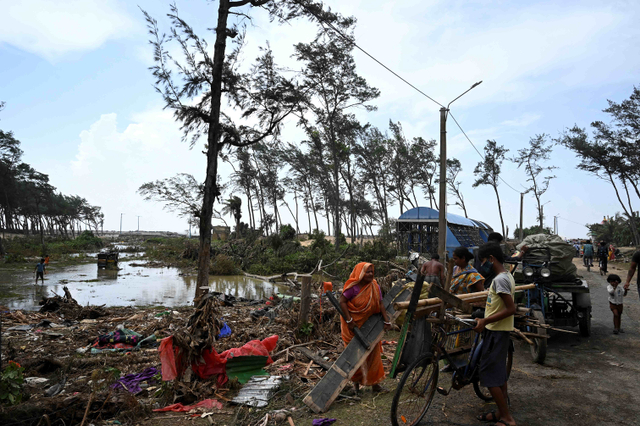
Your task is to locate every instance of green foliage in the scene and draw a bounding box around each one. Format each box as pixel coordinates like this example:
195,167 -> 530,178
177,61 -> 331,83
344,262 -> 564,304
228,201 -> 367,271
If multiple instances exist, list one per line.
4,232 -> 103,259
587,213 -> 640,246
309,229 -> 332,254
513,225 -> 553,239
0,361 -> 24,405
299,322 -> 313,336
210,254 -> 240,275
279,224 -> 296,241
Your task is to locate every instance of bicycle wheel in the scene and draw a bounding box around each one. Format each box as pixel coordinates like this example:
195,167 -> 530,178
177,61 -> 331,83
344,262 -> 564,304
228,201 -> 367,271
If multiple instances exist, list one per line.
473,343 -> 513,401
391,352 -> 439,426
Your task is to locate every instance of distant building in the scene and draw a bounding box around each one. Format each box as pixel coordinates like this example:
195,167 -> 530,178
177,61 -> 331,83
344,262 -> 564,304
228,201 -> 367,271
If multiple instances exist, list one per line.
396,207 -> 492,256
212,226 -> 230,241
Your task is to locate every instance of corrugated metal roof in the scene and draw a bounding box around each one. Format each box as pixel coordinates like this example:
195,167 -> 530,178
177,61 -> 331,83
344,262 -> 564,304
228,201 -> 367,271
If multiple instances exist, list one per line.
397,207 -> 479,227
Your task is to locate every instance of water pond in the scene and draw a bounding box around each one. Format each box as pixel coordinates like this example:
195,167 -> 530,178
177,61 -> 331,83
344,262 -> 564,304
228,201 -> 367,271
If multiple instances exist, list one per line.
0,259 -> 288,311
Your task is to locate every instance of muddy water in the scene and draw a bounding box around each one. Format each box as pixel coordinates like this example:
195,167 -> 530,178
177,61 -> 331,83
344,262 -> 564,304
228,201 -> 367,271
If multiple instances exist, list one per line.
0,260 -> 288,311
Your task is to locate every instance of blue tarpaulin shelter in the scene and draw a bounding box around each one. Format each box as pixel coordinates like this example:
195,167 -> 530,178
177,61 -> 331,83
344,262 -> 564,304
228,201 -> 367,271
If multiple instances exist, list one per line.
396,207 -> 493,257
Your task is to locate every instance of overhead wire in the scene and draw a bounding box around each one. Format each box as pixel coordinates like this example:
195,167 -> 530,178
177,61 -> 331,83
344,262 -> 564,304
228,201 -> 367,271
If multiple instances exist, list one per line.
557,216 -> 588,227
294,0 -> 528,194
448,112 -> 523,194
291,0 -> 444,108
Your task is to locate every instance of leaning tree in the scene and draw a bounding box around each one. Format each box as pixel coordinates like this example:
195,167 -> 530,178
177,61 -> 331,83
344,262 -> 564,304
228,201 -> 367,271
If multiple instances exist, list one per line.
142,1 -> 343,298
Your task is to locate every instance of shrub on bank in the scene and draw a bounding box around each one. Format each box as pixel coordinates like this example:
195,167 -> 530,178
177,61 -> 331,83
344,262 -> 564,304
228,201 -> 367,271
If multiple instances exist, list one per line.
210,254 -> 240,275
2,231 -> 103,259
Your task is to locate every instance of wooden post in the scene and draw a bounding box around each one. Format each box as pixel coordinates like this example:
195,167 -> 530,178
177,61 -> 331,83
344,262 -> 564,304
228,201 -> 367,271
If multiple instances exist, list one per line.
299,274 -> 312,327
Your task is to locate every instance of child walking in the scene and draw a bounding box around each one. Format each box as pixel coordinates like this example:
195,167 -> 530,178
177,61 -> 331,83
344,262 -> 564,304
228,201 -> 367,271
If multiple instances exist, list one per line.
607,274 -> 626,334
474,242 -> 517,426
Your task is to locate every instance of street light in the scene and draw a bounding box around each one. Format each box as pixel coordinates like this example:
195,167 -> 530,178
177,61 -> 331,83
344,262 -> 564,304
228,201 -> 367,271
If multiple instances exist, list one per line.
438,81 -> 483,261
540,201 -> 550,230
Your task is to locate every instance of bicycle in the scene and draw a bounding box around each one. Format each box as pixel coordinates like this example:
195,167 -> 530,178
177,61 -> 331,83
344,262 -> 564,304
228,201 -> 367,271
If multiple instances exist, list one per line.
390,314 -> 513,426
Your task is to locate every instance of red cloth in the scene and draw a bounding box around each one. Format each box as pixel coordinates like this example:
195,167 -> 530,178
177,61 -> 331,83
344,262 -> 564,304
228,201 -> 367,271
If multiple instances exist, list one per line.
153,398 -> 223,412
158,335 -> 279,385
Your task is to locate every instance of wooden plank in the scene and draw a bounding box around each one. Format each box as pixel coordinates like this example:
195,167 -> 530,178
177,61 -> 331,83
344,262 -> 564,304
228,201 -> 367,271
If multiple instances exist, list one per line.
427,285 -> 472,313
302,281 -> 410,413
296,347 -> 332,370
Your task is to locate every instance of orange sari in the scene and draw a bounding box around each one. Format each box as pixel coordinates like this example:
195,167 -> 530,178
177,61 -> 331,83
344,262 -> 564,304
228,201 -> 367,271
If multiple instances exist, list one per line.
340,262 -> 385,386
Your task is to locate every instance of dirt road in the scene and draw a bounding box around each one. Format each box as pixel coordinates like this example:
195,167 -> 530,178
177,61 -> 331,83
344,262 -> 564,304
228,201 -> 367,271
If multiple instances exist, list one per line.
307,258 -> 640,426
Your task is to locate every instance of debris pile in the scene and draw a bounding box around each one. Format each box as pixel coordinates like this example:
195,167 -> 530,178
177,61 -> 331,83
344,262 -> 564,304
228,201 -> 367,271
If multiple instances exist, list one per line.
1,273 -> 406,425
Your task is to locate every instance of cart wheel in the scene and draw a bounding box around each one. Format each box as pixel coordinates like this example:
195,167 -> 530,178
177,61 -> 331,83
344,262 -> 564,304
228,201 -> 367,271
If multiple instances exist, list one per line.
390,353 -> 439,426
473,343 -> 513,401
529,310 -> 547,364
579,307 -> 591,337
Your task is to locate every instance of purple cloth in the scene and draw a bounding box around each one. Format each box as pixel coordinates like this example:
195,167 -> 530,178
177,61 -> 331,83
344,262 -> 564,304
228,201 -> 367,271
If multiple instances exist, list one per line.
342,284 -> 382,301
312,419 -> 337,426
111,367 -> 159,393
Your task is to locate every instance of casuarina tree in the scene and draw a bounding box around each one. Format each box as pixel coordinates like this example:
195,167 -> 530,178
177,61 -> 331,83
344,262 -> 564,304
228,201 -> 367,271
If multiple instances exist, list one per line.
142,1 -> 342,298
512,135 -> 556,230
558,85 -> 640,245
474,140 -> 508,236
293,19 -> 379,248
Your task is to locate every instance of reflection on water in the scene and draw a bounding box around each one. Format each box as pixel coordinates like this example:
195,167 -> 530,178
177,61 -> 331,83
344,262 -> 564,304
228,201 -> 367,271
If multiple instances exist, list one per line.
0,260 -> 288,311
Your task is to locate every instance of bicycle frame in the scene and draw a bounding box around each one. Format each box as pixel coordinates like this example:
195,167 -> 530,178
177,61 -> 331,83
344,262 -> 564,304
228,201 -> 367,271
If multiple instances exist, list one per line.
431,324 -> 483,386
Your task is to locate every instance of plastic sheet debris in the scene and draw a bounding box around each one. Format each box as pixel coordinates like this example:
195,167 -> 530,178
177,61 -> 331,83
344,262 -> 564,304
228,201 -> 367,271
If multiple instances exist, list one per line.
313,419 -> 337,426
217,321 -> 232,339
231,375 -> 284,408
24,377 -> 50,386
111,366 -> 159,393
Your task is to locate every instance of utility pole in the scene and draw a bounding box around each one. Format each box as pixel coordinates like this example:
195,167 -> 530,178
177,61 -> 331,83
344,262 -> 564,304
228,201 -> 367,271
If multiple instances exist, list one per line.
120,213 -> 124,236
437,81 -> 482,261
137,216 -> 141,232
438,107 -> 448,260
519,193 -> 524,241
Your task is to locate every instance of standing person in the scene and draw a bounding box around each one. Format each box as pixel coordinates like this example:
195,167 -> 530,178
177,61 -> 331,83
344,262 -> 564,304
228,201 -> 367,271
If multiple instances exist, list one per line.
607,274 -> 626,334
34,258 -> 46,284
420,253 -> 445,287
450,247 -> 485,294
339,262 -> 393,393
44,255 -> 50,275
474,243 -> 517,426
597,241 -> 608,275
583,240 -> 594,267
623,249 -> 640,300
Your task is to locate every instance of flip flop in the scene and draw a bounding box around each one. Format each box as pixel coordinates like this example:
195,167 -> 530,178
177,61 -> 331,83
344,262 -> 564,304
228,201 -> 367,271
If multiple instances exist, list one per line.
477,411 -> 498,422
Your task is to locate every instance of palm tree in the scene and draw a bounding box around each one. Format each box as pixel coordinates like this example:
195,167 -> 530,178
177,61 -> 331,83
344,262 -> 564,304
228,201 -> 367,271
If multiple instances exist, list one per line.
222,196 -> 242,239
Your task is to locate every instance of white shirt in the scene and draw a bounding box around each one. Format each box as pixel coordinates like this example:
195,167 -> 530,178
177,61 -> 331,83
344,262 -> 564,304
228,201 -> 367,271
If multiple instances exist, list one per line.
607,284 -> 624,305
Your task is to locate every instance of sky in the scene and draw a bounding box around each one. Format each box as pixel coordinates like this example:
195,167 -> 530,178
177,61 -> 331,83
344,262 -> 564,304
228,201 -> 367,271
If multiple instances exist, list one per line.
1,0 -> 640,239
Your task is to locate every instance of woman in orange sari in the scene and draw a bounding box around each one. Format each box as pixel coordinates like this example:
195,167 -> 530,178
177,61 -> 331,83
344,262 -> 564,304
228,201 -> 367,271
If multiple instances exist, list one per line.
340,262 -> 392,392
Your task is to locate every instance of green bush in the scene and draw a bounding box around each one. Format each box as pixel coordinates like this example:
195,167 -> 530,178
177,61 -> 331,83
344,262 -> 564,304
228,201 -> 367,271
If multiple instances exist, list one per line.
0,361 -> 24,405
279,224 -> 296,241
210,254 -> 240,275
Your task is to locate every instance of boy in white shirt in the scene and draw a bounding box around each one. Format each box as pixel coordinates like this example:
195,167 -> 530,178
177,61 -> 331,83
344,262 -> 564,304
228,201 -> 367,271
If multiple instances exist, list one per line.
607,274 -> 626,334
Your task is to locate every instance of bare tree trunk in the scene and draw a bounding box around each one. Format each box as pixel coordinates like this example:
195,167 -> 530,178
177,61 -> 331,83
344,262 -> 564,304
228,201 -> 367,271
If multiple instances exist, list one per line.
196,0 -> 230,301
492,185 -> 506,238
608,173 -> 640,245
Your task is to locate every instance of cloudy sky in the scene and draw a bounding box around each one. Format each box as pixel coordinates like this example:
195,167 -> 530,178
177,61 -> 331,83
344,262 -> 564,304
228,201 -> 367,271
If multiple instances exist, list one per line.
2,0 -> 639,238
